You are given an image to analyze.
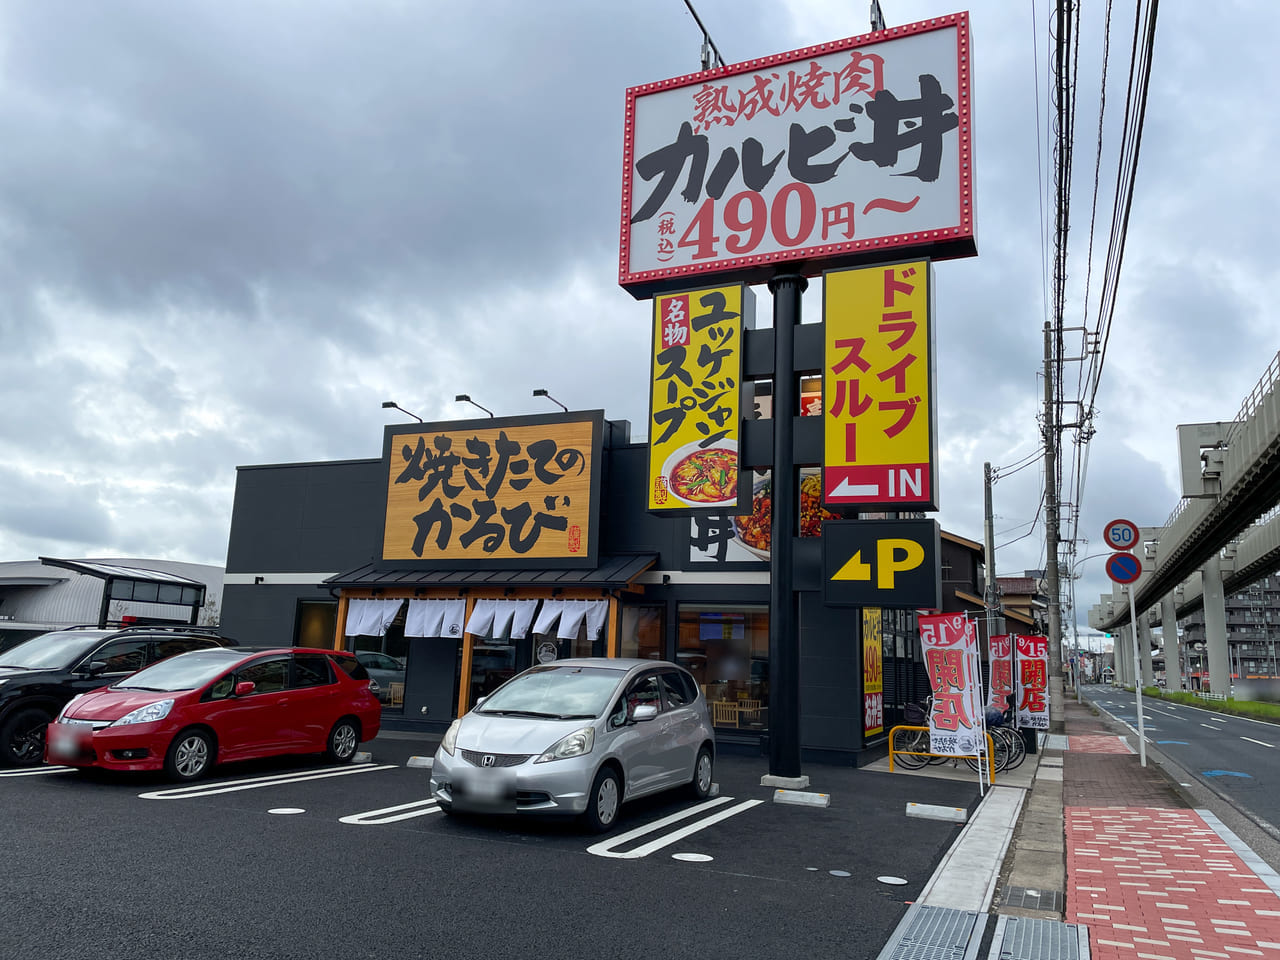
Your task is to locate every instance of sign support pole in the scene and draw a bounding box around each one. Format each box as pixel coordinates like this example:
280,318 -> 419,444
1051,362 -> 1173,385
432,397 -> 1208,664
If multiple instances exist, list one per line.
767,273 -> 806,779
1127,583 -> 1148,767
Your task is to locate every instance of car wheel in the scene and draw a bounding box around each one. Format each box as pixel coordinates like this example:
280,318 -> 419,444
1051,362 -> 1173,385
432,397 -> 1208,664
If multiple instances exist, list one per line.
0,707 -> 52,766
581,765 -> 622,833
325,718 -> 360,763
164,728 -> 213,781
689,746 -> 713,800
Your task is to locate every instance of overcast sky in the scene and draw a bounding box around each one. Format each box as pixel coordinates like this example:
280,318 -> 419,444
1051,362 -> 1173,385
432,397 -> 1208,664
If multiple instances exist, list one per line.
1,1 -> 1275,634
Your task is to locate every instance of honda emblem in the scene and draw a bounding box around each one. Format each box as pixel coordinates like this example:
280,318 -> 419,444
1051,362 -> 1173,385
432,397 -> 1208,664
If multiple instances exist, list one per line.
481,755 -> 496,767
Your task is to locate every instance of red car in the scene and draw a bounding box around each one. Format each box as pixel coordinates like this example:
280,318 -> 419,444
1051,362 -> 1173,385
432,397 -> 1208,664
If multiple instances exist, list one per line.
45,647 -> 381,780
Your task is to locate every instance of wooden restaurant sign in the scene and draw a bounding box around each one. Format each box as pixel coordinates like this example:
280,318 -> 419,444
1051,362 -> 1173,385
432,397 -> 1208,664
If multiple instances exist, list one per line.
381,412 -> 603,568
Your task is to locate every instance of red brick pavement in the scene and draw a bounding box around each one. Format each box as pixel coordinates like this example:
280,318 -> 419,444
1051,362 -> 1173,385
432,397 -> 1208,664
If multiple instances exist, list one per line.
1064,699 -> 1280,959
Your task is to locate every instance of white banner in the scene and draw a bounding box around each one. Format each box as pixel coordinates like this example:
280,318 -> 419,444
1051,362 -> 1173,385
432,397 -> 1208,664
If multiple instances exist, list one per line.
918,612 -> 983,756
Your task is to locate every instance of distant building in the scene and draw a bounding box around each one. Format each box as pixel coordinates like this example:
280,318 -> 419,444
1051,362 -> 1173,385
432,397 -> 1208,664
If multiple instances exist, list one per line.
0,557 -> 222,650
1178,571 -> 1280,687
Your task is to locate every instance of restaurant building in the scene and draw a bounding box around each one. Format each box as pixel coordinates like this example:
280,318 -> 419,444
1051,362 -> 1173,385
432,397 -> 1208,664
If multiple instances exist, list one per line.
220,409 -> 988,767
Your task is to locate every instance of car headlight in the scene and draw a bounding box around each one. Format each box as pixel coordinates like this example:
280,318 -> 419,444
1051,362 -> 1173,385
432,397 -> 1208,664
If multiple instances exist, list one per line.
535,726 -> 595,763
441,719 -> 462,756
111,699 -> 175,726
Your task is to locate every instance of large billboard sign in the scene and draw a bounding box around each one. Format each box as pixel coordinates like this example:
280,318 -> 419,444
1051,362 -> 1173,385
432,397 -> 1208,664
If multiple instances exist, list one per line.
619,13 -> 973,298
381,412 -> 603,568
823,260 -> 937,509
647,284 -> 754,514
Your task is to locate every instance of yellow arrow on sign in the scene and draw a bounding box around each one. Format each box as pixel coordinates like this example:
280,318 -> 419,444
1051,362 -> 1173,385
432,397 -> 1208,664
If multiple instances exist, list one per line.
832,550 -> 872,582
831,539 -> 926,589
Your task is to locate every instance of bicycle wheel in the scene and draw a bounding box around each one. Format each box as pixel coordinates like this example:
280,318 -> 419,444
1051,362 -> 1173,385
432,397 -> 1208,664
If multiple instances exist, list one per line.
1000,727 -> 1027,770
892,728 -> 928,769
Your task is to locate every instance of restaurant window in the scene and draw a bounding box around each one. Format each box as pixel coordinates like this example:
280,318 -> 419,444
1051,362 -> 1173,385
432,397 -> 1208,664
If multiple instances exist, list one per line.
677,604 -> 768,731
296,600 -> 338,649
620,606 -> 664,661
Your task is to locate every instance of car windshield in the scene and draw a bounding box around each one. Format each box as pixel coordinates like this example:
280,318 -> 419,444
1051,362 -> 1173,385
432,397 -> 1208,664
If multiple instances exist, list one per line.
476,665 -> 624,719
0,631 -> 112,670
113,649 -> 242,692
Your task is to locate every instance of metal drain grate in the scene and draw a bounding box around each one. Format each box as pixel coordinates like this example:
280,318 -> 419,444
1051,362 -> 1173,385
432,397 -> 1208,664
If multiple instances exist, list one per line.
989,915 -> 1089,960
1001,885 -> 1064,912
876,904 -> 987,960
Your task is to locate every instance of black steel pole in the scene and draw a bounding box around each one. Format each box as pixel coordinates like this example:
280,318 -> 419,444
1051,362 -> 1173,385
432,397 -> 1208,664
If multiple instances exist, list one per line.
767,273 -> 806,778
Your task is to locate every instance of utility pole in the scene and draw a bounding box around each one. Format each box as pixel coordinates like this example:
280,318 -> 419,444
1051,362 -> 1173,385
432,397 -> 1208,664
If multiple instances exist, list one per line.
1043,322 -> 1065,734
983,462 -> 1004,647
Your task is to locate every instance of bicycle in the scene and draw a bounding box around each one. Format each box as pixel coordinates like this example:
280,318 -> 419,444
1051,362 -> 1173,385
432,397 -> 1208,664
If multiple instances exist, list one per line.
964,706 -> 1026,773
891,699 -> 933,769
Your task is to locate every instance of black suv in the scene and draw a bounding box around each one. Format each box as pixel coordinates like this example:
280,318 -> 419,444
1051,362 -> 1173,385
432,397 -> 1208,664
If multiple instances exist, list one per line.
0,625 -> 238,765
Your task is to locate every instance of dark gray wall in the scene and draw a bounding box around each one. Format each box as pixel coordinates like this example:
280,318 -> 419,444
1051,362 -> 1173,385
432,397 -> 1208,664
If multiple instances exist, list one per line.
221,583 -> 333,648
226,459 -> 384,573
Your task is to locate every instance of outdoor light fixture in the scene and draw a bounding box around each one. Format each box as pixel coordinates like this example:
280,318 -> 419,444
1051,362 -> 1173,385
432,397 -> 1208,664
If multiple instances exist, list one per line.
381,400 -> 424,423
532,388 -> 568,413
455,394 -> 494,418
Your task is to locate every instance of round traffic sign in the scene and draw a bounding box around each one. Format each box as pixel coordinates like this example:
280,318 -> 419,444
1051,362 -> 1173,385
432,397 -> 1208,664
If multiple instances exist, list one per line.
1105,551 -> 1142,585
1103,518 -> 1139,551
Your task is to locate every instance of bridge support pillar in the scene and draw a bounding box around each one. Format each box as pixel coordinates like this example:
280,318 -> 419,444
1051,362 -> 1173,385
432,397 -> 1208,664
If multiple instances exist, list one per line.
1161,592 -> 1184,691
1203,553 -> 1231,697
1136,612 -> 1156,689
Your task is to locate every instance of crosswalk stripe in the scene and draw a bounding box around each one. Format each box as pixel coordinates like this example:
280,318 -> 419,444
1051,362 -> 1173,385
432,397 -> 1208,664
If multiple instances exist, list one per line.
139,763 -> 399,799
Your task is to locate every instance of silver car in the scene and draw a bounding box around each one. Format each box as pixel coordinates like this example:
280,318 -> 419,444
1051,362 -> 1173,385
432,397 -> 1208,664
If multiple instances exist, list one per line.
430,658 -> 716,832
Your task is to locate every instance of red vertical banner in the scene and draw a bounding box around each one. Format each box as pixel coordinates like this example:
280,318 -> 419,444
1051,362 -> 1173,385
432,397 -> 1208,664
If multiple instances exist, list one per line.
918,613 -> 983,756
1015,634 -> 1050,730
988,634 -> 1014,712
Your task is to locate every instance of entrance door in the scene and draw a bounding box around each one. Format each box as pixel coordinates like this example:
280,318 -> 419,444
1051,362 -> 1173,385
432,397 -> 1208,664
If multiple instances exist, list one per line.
402,637 -> 460,723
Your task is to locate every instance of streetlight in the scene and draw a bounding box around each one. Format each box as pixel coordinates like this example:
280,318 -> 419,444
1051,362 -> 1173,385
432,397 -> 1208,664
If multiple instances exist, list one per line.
455,394 -> 494,418
381,400 -> 423,423
532,388 -> 568,413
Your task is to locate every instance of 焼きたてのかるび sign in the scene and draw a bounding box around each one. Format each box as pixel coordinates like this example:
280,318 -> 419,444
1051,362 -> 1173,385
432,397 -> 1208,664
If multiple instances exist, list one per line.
382,415 -> 600,566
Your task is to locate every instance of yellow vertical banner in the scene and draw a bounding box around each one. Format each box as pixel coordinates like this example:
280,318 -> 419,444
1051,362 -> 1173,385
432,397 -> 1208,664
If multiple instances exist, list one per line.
823,260 -> 937,510
647,284 -> 753,512
863,607 -> 884,737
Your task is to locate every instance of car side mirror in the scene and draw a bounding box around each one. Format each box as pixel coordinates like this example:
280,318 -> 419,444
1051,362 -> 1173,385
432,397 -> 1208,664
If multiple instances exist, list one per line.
234,681 -> 256,697
473,696 -> 487,709
631,703 -> 659,722
83,660 -> 108,677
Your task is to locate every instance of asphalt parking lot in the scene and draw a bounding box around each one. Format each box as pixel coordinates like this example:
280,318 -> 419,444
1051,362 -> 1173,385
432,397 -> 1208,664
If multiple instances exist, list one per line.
2,733 -> 985,960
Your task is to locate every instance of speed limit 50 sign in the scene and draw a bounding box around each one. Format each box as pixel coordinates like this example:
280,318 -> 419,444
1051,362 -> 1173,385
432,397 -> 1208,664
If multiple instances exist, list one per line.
1103,518 -> 1139,552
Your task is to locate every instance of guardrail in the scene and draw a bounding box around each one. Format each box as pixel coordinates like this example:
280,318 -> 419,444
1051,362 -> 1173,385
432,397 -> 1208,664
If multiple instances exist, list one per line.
887,724 -> 997,782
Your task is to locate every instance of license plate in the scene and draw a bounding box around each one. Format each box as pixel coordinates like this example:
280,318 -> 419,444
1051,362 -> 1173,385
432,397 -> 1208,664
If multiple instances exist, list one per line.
48,725 -> 88,758
453,768 -> 517,813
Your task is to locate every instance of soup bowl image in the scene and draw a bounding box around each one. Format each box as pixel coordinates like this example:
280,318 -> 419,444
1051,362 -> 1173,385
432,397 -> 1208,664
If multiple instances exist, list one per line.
660,440 -> 739,508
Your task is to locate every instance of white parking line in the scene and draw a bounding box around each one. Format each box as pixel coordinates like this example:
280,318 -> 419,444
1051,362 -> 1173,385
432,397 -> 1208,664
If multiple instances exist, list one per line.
339,798 -> 441,825
139,763 -> 398,800
587,796 -> 763,859
1241,737 -> 1275,749
0,765 -> 75,777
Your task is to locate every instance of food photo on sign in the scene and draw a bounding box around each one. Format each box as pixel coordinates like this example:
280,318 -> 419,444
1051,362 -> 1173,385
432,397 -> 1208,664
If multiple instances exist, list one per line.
688,468 -> 847,563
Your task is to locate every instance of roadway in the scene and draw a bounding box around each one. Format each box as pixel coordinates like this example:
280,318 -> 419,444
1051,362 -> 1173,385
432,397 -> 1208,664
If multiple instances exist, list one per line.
1081,683 -> 1280,840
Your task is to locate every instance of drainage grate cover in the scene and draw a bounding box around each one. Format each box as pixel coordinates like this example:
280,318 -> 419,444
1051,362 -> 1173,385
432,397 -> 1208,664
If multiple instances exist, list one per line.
1001,886 -> 1064,913
989,915 -> 1089,960
876,904 -> 987,960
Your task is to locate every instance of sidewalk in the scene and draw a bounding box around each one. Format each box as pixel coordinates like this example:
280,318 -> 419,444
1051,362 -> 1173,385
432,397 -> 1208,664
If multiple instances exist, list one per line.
874,692 -> 1280,959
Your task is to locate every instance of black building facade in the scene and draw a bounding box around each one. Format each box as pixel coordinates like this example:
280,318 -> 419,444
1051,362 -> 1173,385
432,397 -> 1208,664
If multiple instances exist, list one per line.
221,413 -> 973,766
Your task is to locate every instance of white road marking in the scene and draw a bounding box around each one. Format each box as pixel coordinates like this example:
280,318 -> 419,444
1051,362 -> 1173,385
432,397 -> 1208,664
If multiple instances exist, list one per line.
1210,716 -> 1229,722
339,798 -> 441,825
588,796 -> 763,860
139,763 -> 398,800
0,765 -> 75,777
1241,737 -> 1275,749
1202,724 -> 1221,729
